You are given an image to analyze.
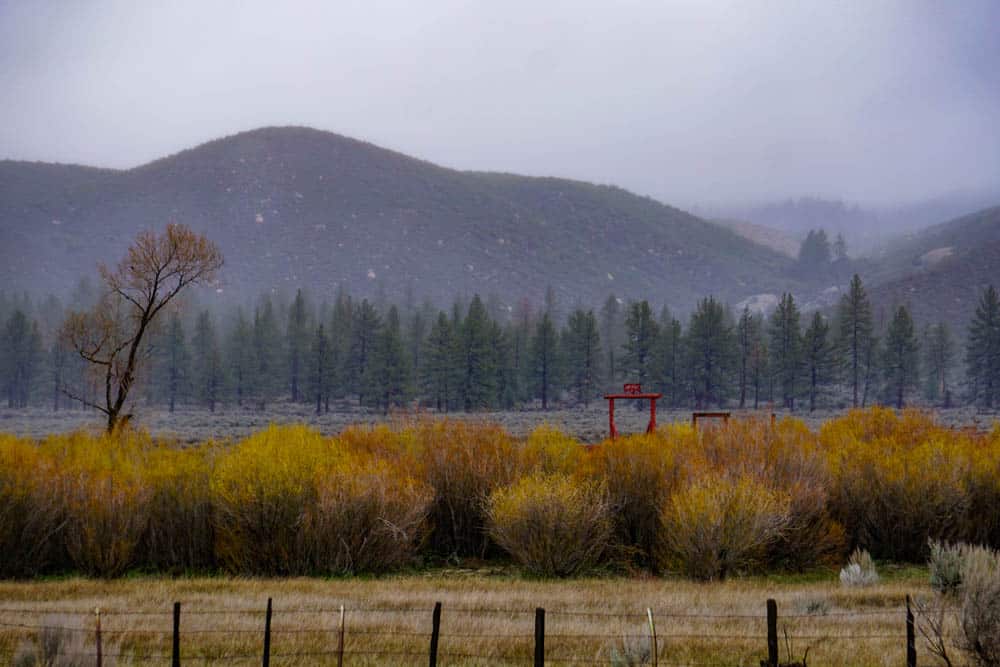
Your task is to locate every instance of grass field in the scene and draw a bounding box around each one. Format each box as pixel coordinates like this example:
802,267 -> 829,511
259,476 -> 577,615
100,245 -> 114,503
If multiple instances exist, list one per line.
0,569 -> 936,666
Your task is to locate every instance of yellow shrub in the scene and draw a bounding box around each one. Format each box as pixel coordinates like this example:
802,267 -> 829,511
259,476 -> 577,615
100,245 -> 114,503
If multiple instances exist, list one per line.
520,424 -> 584,475
658,474 -> 791,580
0,435 -> 63,577
487,473 -> 612,576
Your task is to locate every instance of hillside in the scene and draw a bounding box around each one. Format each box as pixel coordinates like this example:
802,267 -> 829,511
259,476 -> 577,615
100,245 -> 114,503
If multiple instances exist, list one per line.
711,218 -> 800,257
0,126 -> 799,313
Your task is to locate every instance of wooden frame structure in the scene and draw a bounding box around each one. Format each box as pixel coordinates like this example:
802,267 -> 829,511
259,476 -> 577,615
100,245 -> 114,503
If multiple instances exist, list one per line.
691,411 -> 730,430
604,384 -> 663,440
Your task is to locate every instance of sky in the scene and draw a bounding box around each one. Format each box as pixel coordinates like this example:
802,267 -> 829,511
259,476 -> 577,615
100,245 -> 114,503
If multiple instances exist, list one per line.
1,0 -> 999,207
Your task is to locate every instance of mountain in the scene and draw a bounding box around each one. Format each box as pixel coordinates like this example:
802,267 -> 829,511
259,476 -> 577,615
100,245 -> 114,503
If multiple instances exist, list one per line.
0,126 -> 799,314
711,218 -> 800,258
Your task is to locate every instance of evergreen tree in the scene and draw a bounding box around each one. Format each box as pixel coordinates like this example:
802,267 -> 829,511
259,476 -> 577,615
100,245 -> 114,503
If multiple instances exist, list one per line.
528,312 -> 559,409
769,293 -> 803,410
798,229 -> 832,268
833,233 -> 848,262
653,310 -> 684,406
460,295 -> 497,410
622,300 -> 659,387
923,322 -> 955,406
49,337 -> 71,411
349,299 -> 380,404
600,295 -> 624,388
966,285 -> 1000,408
286,288 -> 310,403
226,308 -> 255,408
157,312 -> 190,412
748,329 -> 769,409
561,309 -> 602,405
882,305 -> 919,408
735,306 -> 763,409
328,288 -> 353,399
252,298 -> 283,410
191,310 -> 224,412
684,297 -> 735,408
363,306 -> 412,414
307,324 -> 338,414
492,321 -> 518,409
422,312 -> 460,411
2,310 -> 42,408
837,274 -> 874,407
801,312 -> 835,412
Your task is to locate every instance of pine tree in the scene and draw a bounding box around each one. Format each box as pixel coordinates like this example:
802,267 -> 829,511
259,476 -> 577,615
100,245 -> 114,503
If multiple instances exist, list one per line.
684,297 -> 735,408
600,295 -> 624,388
363,306 -> 412,414
492,321 -> 518,409
833,233 -> 848,262
252,298 -> 283,410
653,310 -> 684,406
528,312 -> 559,409
286,288 -> 310,403
328,288 -> 353,399
307,324 -> 337,414
923,322 -> 955,406
837,274 -> 874,407
226,308 -> 255,408
622,300 -> 659,388
802,312 -> 835,412
735,306 -> 762,409
349,299 -> 380,405
748,331 -> 769,410
882,305 -> 919,408
422,312 -> 460,411
966,285 -> 1000,408
561,309 -> 602,405
460,295 -> 497,410
156,312 -> 190,413
2,310 -> 42,408
769,293 -> 802,410
191,310 -> 224,412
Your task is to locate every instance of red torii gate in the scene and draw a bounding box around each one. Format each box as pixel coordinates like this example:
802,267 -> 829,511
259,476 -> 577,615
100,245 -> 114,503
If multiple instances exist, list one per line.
604,383 -> 663,440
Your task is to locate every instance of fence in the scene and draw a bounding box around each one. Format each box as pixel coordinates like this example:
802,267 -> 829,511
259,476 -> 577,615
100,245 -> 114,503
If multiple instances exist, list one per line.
0,596 -> 930,665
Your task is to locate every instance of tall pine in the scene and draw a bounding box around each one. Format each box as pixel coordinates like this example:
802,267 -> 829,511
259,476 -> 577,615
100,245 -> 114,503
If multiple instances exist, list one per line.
966,285 -> 1000,407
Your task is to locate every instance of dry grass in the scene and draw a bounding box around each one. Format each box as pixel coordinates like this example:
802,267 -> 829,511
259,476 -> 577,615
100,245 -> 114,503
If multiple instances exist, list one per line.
0,572 -> 931,666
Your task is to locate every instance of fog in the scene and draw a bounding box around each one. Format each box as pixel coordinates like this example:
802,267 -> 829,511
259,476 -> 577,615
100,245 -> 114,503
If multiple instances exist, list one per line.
2,0 -> 999,208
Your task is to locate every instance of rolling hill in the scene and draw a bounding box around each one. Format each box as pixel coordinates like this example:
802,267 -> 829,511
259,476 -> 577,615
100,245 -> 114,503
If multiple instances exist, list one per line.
0,126 -> 799,313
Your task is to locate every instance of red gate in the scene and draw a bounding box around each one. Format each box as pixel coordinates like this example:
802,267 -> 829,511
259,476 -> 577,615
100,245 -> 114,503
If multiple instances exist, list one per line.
603,383 -> 663,440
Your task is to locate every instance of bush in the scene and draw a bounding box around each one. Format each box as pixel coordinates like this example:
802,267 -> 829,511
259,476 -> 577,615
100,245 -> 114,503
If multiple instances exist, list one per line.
839,548 -> 879,587
487,473 -> 612,576
0,435 -> 63,577
929,540 -> 966,594
957,544 -> 1000,666
657,474 -> 790,580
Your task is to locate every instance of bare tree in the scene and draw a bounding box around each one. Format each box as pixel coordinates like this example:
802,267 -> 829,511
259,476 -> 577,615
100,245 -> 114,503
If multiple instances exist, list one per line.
61,224 -> 223,433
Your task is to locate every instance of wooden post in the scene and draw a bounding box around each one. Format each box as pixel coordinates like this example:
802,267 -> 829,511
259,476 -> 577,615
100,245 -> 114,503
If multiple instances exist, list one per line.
94,607 -> 103,667
906,595 -> 916,667
262,598 -> 272,667
608,398 -> 617,440
647,398 -> 657,433
172,602 -> 181,667
534,607 -> 545,667
429,602 -> 442,667
336,605 -> 345,667
766,599 -> 778,667
647,608 -> 657,667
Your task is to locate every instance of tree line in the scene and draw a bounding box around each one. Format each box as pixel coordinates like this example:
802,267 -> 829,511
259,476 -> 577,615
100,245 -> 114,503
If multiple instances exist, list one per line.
2,276 -> 1000,414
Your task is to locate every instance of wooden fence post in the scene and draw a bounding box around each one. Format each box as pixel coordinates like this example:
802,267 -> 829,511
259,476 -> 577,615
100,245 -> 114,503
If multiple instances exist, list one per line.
906,595 -> 916,667
337,605 -> 345,667
534,607 -> 545,667
647,608 -> 658,667
94,607 -> 103,667
766,599 -> 778,667
429,602 -> 442,667
172,602 -> 181,667
262,598 -> 272,667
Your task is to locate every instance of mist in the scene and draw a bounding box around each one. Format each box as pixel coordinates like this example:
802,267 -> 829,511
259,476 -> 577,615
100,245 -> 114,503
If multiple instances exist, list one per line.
2,0 -> 999,210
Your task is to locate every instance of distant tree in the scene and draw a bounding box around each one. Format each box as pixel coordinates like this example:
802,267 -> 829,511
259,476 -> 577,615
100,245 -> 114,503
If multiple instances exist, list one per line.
328,288 -> 353,399
544,285 -> 561,326
60,224 -> 222,432
348,299 -> 380,404
684,297 -> 735,408
157,312 -> 190,413
49,337 -> 71,411
622,300 -> 659,387
226,308 -> 255,408
798,229 -> 832,268
769,293 -> 803,410
748,330 -> 769,409
801,312 -> 835,412
923,322 -> 955,406
461,295 -> 497,410
833,233 -> 848,262
252,297 -> 283,410
600,295 -> 625,387
837,274 -> 874,407
286,288 -> 310,403
307,324 -> 335,414
191,310 -> 224,412
422,312 -> 460,411
653,308 -> 684,407
861,334 -> 881,408
492,321 -> 518,410
966,285 -> 1000,408
363,306 -> 412,414
882,305 -> 920,409
406,309 -> 428,379
528,312 -> 560,409
2,310 -> 42,408
561,309 -> 602,405
735,306 -> 764,409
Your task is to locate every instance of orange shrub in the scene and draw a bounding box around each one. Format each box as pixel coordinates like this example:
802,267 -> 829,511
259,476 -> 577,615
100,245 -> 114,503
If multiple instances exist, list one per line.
0,435 -> 63,577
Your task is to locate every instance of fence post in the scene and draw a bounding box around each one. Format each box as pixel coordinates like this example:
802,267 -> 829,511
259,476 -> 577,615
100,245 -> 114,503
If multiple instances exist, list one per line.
172,602 -> 181,667
337,605 -> 345,667
94,607 -> 103,667
906,595 -> 916,667
766,599 -> 778,667
534,607 -> 545,667
429,602 -> 442,667
647,608 -> 658,667
262,598 -> 272,667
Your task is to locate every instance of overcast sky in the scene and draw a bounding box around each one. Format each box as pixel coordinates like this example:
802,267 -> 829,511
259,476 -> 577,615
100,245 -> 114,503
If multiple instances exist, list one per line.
1,0 -> 998,207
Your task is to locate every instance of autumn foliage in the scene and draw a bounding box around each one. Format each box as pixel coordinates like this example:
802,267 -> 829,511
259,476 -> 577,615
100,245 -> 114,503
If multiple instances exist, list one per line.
0,408 -> 998,578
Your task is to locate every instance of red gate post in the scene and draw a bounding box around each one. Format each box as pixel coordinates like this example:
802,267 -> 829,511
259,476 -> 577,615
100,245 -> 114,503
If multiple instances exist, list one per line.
604,384 -> 663,440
